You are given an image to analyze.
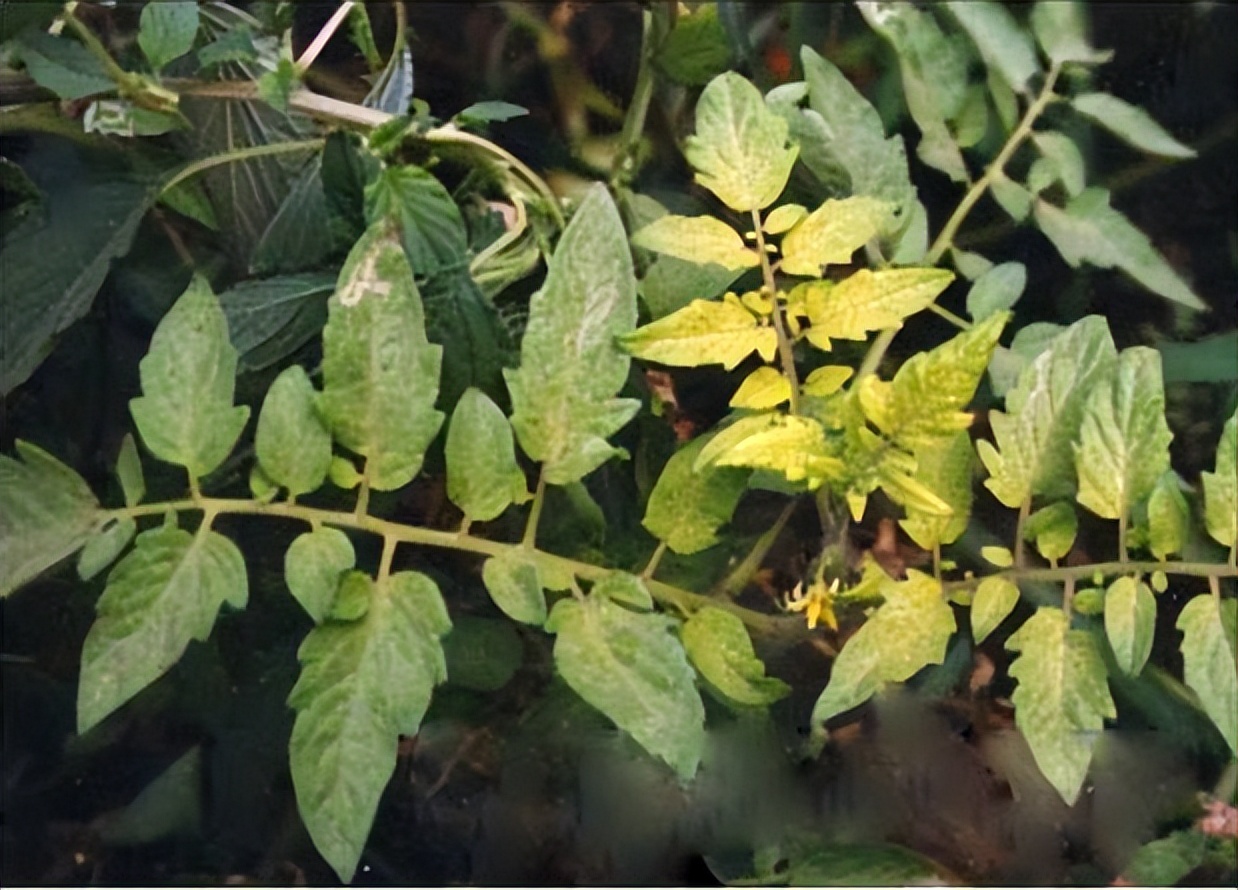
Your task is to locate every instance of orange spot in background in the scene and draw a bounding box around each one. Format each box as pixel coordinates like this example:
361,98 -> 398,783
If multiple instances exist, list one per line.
765,43 -> 792,83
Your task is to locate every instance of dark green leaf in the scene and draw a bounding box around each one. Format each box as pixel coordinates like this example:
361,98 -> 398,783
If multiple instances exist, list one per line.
1157,332 -> 1238,384
421,270 -> 511,407
14,30 -> 113,100
1120,829 -> 1209,886
138,1 -> 200,72
365,165 -> 469,279
217,272 -> 335,373
442,616 -> 523,692
655,3 -> 732,87
789,843 -> 945,887
250,158 -> 338,275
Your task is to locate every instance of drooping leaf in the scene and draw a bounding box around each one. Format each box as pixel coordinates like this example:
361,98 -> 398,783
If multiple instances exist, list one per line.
620,295 -> 776,371
255,365 -> 331,497
684,71 -> 798,212
285,528 -> 355,624
1105,576 -> 1155,677
1072,92 -> 1195,159
1201,412 -> 1237,550
978,316 -> 1119,506
944,1 -> 1040,94
1034,188 -> 1206,311
365,165 -> 468,279
129,276 -> 249,480
971,576 -> 1019,644
812,571 -> 955,726
1029,1 -> 1112,66
592,572 -> 654,611
455,100 -> 529,125
1024,501 -> 1078,562
682,606 -> 790,707
900,431 -> 973,550
655,3 -> 732,87
138,1 -> 200,72
445,388 -> 528,523
859,312 -> 1008,452
506,185 -> 639,485
13,30 -> 114,100
364,44 -> 413,115
78,523 -> 248,732
77,517 -> 137,582
966,262 -> 1026,322
643,434 -> 749,556
779,196 -> 892,277
1006,607 -> 1116,804
217,272 -> 335,372
697,412 -> 844,489
0,441 -> 100,597
1176,595 -> 1238,757
546,595 -> 705,779
319,222 -> 444,491
631,215 -> 759,271
1030,131 -> 1087,197
115,434 -> 146,508
788,268 -> 953,351
288,571 -> 451,882
481,549 -> 547,626
1147,471 -> 1188,560
1074,347 -> 1173,520
730,366 -> 792,410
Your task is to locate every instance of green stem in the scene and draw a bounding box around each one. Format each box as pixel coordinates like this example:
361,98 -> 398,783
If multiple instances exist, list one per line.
1014,498 -> 1030,567
927,302 -> 971,330
941,559 -> 1238,593
610,5 -> 667,189
159,139 -> 325,197
377,534 -> 396,581
522,469 -> 547,548
62,2 -> 138,91
1062,575 -> 1076,614
751,209 -> 801,414
713,499 -> 798,599
1118,511 -> 1129,564
642,540 -> 668,581
355,465 -> 371,518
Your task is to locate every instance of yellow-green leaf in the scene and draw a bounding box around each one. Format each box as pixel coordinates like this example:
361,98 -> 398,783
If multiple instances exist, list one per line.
682,607 -> 790,707
696,412 -> 843,488
1104,576 -> 1155,676
779,196 -> 892,277
1176,594 -> 1237,758
981,545 -> 1014,567
619,295 -> 776,371
790,268 -> 953,350
1024,501 -> 1078,563
900,431 -> 973,549
730,366 -> 792,410
1201,411 -> 1236,550
972,576 -> 1019,644
802,365 -> 853,397
1146,472 -> 1188,560
631,215 -> 760,271
763,203 -> 807,235
643,433 -> 749,555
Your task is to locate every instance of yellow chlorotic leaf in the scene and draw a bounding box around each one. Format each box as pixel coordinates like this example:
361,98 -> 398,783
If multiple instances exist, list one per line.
696,412 -> 843,488
899,431 -> 974,549
780,196 -> 893,277
802,365 -> 853,397
981,545 -> 1014,567
793,267 -> 953,348
631,215 -> 761,271
739,289 -> 774,316
619,296 -> 776,370
730,366 -> 792,410
763,203 -> 807,235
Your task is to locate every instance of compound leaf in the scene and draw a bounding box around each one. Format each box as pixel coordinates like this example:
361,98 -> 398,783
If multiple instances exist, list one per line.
506,185 -> 638,484
1176,594 -> 1238,758
130,275 -> 250,480
779,196 -> 892,277
1072,92 -> 1195,159
285,528 -> 356,624
1201,411 -> 1237,550
789,268 -> 952,351
546,595 -> 705,779
1034,188 -> 1205,311
482,549 -> 547,626
1104,576 -> 1155,677
78,522 -> 248,733
0,441 -> 100,597
255,365 -> 331,497
684,72 -> 798,212
1006,607 -> 1116,804
1074,347 -> 1172,520
319,222 -> 444,491
972,576 -> 1019,644
289,571 -> 450,883
631,215 -> 760,271
620,295 -> 776,371
643,434 -> 749,556
978,316 -> 1118,506
683,606 -> 790,707
812,571 -> 955,726
445,388 -> 528,523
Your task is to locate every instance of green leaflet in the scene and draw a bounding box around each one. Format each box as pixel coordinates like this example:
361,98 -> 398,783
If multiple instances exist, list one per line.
138,1 -> 200,72
631,215 -> 760,271
811,571 -> 955,726
1147,471 -> 1188,560
1120,830 -> 1211,887
682,606 -> 790,707
1006,607 -> 1116,805
284,528 -> 356,624
77,517 -> 136,582
684,72 -> 798,212
639,254 -> 741,319
654,3 -> 731,87
1105,576 -> 1155,677
944,1 -> 1039,95
859,311 -> 1008,453
115,434 -> 145,508
1071,92 -> 1195,160
1033,188 -> 1205,311
130,276 -> 250,480
971,576 -> 1019,644
1024,502 -> 1078,562
696,412 -> 844,489
1201,412 -> 1237,550
319,221 -> 444,491
899,431 -> 973,550
13,30 -> 114,100
546,595 -> 705,779
289,571 -> 451,883
592,572 -> 654,611
445,388 -> 528,523
1029,1 -> 1112,66
779,197 -> 892,277
979,316 -> 1118,507
0,441 -> 101,597
1074,347 -> 1173,521
966,262 -> 1026,322
481,549 -> 547,626
731,366 -> 792,410
1176,595 -> 1238,758
255,365 -> 332,498
643,434 -> 749,555
763,203 -> 807,234
788,268 -> 953,351
788,842 -> 946,887
1030,131 -> 1086,198
77,522 -> 248,732
620,295 -> 777,370
505,185 -> 639,485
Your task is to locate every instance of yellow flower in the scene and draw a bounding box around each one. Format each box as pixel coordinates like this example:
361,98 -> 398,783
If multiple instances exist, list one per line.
784,576 -> 840,630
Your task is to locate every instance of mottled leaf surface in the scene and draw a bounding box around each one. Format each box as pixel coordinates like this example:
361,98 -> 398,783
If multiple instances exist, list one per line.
1176,594 -> 1238,757
255,365 -> 332,497
445,388 -> 528,523
482,549 -> 547,626
631,215 -> 759,271
620,296 -> 776,371
643,434 -> 749,555
285,528 -> 355,624
683,607 -> 790,706
1201,412 -> 1236,550
1105,576 -> 1155,676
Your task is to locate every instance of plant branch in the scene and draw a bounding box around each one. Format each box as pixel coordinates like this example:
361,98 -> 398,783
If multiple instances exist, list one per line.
159,139 -> 325,197
295,1 -> 356,72
942,559 -> 1238,593
751,209 -> 801,414
610,4 -> 668,189
521,469 -> 547,548
642,540 -> 668,581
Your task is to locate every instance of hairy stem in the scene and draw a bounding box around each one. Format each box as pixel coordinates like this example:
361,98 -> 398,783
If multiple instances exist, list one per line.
751,209 -> 801,414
